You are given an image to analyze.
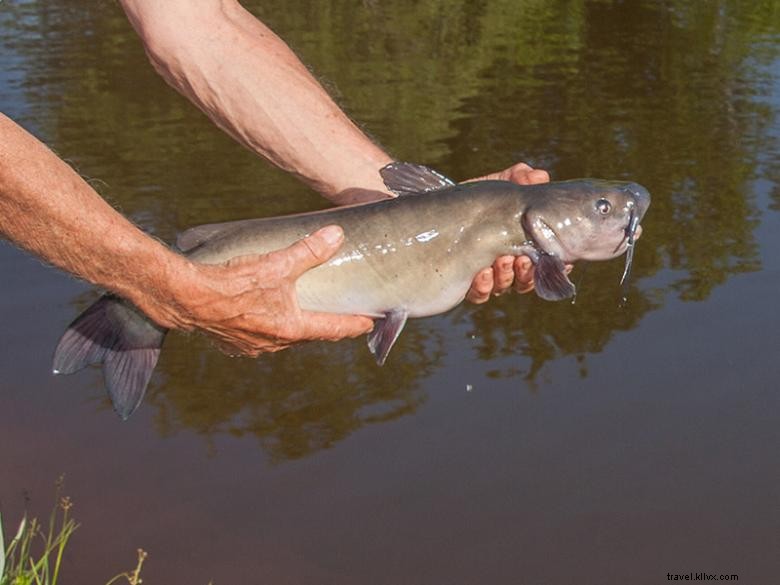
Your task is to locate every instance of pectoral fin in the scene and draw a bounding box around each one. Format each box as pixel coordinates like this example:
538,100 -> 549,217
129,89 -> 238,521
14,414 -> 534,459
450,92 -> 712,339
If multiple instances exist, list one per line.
534,253 -> 576,301
367,308 -> 409,365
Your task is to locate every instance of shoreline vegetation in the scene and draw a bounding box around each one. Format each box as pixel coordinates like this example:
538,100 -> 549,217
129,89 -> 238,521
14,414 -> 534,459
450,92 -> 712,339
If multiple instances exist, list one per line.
0,478 -> 146,585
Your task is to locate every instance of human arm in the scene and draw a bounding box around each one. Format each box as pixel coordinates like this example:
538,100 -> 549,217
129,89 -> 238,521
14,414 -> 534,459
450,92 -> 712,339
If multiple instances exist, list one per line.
0,113 -> 372,355
117,0 -> 550,298
118,0 -> 393,202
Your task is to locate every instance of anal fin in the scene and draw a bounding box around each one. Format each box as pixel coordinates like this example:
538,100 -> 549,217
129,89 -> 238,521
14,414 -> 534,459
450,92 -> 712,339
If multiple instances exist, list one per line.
367,308 -> 409,366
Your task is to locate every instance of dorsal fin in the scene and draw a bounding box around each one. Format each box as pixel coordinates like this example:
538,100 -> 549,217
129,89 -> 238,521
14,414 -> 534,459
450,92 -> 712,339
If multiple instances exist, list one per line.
176,219 -> 258,252
380,162 -> 456,197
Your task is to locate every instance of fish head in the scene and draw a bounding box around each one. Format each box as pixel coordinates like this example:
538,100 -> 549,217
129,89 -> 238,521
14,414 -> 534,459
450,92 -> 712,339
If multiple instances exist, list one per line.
521,180 -> 651,262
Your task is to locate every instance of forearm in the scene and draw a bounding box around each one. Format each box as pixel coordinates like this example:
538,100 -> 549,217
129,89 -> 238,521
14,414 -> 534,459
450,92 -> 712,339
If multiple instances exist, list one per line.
119,0 -> 393,201
0,113 -> 194,327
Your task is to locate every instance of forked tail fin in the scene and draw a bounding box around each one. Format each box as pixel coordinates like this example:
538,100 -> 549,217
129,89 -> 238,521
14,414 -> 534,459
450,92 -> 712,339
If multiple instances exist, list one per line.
52,295 -> 167,420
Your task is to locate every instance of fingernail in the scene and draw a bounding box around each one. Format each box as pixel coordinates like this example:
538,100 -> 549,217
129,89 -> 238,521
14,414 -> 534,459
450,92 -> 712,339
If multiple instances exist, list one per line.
319,225 -> 343,245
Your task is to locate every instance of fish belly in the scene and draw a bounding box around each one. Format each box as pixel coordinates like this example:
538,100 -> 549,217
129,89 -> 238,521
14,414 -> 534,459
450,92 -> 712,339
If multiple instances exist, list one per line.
295,250 -> 475,318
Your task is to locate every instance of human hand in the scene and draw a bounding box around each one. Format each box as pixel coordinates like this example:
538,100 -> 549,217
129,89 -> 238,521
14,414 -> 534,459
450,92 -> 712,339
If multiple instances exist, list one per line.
464,162 -> 553,303
159,226 -> 374,357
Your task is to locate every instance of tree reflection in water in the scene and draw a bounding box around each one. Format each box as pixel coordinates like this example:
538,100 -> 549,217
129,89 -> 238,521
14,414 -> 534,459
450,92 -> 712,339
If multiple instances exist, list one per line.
145,322 -> 444,462
9,0 -> 778,459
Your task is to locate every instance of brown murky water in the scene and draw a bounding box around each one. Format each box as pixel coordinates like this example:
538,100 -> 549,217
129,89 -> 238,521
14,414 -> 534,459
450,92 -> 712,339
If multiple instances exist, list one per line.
1,1 -> 779,583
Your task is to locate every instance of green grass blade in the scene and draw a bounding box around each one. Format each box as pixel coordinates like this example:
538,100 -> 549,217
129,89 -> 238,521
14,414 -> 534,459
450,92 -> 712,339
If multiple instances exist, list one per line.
13,515 -> 28,546
1,510 -> 6,582
1,482 -> 144,585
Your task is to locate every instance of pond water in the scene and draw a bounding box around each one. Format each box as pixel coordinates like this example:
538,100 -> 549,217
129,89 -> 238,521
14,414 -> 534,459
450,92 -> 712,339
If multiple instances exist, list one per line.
1,1 -> 779,583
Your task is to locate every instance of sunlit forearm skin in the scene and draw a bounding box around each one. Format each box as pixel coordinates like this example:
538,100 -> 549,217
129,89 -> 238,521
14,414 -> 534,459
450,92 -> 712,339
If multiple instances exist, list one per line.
119,0 -> 393,202
117,0 -> 553,300
0,113 -> 188,324
0,114 -> 372,353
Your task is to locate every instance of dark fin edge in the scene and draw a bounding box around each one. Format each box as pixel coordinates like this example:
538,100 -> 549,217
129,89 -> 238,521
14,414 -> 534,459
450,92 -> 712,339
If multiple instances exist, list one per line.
379,162 -> 456,197
53,296 -> 167,420
367,308 -> 409,366
534,254 -> 576,301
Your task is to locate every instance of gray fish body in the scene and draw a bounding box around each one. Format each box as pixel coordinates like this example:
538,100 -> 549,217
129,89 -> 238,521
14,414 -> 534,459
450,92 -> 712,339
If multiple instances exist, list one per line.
53,162 -> 650,419
184,181 -> 537,319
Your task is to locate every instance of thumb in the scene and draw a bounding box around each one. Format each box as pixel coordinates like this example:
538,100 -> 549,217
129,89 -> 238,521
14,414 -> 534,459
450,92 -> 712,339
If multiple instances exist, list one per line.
285,225 -> 345,277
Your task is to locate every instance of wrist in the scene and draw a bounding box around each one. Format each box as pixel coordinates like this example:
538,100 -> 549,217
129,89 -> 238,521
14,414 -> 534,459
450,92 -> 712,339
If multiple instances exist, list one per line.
119,250 -> 201,331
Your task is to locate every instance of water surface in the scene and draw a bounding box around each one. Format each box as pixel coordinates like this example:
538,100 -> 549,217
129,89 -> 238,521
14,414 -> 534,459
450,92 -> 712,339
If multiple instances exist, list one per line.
1,1 -> 779,583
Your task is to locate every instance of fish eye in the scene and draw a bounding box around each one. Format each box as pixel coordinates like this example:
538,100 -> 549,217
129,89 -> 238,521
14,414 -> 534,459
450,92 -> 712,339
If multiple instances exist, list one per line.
596,199 -> 612,214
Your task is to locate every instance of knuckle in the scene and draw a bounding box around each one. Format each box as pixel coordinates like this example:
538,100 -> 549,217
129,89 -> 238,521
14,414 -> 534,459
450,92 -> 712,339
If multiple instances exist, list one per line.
301,236 -> 326,264
472,280 -> 489,295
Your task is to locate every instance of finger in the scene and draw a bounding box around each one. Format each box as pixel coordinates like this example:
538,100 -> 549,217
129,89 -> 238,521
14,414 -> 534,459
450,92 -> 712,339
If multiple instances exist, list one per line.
283,225 -> 345,278
463,162 -> 531,183
514,256 -> 536,294
203,324 -> 276,357
229,310 -> 371,347
299,312 -> 375,341
506,162 -> 532,178
526,168 -> 550,185
513,167 -> 550,185
492,256 -> 515,294
466,268 -> 493,304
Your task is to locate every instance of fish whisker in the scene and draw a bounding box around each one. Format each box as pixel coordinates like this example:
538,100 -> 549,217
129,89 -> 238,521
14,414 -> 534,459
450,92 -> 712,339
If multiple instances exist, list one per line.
619,209 -> 640,288
619,242 -> 635,287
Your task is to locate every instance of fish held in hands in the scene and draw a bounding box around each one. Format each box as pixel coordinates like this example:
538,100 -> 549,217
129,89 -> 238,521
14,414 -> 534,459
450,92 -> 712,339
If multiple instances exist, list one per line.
53,162 -> 650,419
